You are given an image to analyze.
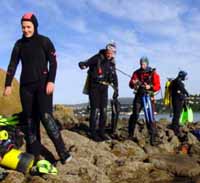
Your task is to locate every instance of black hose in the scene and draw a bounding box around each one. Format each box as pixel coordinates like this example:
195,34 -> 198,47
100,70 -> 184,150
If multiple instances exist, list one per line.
116,68 -> 131,78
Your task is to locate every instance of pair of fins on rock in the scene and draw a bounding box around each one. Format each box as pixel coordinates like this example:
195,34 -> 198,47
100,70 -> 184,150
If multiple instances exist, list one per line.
179,105 -> 193,126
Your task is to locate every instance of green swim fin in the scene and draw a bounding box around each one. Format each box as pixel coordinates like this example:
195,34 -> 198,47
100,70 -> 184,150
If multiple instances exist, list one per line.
0,116 -> 19,126
36,160 -> 58,175
179,105 -> 193,126
187,106 -> 193,123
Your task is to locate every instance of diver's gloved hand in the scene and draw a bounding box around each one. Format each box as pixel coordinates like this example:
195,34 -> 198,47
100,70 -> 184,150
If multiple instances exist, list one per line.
113,90 -> 118,99
78,62 -> 87,69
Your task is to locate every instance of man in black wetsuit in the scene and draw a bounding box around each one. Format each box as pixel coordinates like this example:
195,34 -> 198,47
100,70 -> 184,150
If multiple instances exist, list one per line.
4,13 -> 71,164
79,43 -> 118,141
171,70 -> 189,137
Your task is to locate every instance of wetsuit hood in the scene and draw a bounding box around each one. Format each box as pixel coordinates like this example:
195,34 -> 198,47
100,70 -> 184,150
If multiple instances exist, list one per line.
21,13 -> 38,38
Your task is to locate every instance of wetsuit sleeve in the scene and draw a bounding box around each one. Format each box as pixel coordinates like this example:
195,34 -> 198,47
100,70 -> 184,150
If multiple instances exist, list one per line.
178,81 -> 189,97
152,71 -> 161,92
129,71 -> 139,89
45,38 -> 57,83
5,41 -> 21,87
81,54 -> 100,68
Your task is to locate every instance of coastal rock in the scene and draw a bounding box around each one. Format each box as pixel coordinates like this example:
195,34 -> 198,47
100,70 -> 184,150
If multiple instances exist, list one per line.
189,143 -> 200,158
110,140 -> 147,161
0,68 -> 21,115
150,153 -> 200,177
53,104 -> 78,129
187,132 -> 199,145
1,171 -> 24,183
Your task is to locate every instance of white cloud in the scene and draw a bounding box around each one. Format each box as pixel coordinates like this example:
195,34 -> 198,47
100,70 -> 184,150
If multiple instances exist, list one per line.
90,0 -> 185,22
64,18 -> 89,33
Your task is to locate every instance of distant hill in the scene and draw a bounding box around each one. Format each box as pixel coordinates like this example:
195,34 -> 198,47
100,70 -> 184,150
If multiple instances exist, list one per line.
118,97 -> 134,105
0,68 -> 21,115
67,97 -> 134,108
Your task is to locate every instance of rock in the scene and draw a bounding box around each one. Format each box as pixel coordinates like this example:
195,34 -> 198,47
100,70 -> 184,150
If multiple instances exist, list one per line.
143,144 -> 161,155
0,68 -> 21,115
192,176 -> 200,183
110,140 -> 147,162
158,135 -> 180,153
133,120 -> 151,147
24,176 -> 48,183
55,130 -> 116,183
187,132 -> 199,145
189,143 -> 200,158
1,171 -> 24,183
169,135 -> 180,147
53,105 -> 78,129
148,169 -> 173,183
106,161 -> 154,183
3,104 -> 200,182
150,153 -> 200,177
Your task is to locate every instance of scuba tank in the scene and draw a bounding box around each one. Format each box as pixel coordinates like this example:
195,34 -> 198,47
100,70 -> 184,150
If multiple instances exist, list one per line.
0,148 -> 34,174
163,78 -> 173,106
0,129 -> 34,174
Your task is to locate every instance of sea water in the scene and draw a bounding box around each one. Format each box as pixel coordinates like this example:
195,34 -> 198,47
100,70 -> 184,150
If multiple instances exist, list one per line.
119,113 -> 200,122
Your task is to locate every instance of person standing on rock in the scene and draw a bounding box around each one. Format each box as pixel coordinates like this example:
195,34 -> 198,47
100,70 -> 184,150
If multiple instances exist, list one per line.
78,43 -> 119,141
170,71 -> 189,137
3,13 -> 71,164
128,57 -> 160,145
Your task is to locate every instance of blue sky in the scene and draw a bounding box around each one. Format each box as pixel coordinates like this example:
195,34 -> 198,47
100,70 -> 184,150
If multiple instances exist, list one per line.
1,0 -> 200,104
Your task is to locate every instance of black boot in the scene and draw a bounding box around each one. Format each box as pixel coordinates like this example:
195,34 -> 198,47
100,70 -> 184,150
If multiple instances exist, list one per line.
99,131 -> 111,141
128,114 -> 137,138
59,151 -> 72,164
150,131 -> 160,146
89,108 -> 98,137
99,131 -> 111,142
89,108 -> 102,141
150,134 -> 157,146
149,123 -> 160,146
90,131 -> 102,142
99,108 -> 111,141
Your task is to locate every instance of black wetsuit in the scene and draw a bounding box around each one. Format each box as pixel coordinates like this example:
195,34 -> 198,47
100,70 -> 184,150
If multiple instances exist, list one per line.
5,34 -> 68,161
80,49 -> 118,138
171,77 -> 189,135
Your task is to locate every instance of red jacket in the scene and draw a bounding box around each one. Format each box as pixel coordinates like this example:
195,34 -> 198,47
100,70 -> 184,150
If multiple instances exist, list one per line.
129,68 -> 160,92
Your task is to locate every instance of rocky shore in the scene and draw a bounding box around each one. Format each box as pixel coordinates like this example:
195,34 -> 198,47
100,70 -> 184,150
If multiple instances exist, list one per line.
1,105 -> 200,183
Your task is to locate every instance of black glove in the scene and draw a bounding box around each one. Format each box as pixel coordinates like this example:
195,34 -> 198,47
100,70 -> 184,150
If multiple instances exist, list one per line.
113,89 -> 118,99
78,62 -> 86,69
